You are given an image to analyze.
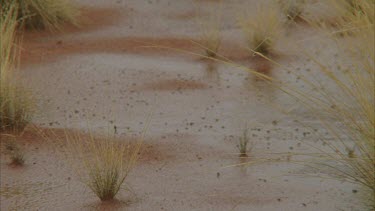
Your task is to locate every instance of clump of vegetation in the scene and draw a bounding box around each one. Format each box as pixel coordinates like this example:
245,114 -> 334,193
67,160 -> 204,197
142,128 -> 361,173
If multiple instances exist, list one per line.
343,0 -> 368,16
345,146 -> 356,158
0,4 -> 33,133
236,129 -> 254,157
326,0 -> 374,35
306,30 -> 373,208
278,3 -> 374,207
3,139 -> 25,166
64,131 -> 142,201
197,4 -> 222,58
209,1 -> 373,207
346,0 -> 373,24
0,0 -> 80,30
5,139 -> 16,151
200,22 -> 221,58
278,0 -> 306,22
239,5 -> 282,55
10,147 -> 25,166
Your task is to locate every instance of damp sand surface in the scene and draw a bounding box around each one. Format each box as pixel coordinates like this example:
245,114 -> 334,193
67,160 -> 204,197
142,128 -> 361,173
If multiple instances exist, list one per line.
1,0 -> 363,210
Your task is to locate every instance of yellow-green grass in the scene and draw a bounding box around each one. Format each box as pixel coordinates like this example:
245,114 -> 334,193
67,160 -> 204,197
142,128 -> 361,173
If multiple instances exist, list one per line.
0,0 -> 79,30
63,130 -> 142,201
0,4 -> 33,133
238,5 -> 283,56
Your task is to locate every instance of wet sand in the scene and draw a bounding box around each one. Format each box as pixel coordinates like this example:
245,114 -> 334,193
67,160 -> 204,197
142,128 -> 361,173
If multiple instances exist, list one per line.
1,0 -> 363,210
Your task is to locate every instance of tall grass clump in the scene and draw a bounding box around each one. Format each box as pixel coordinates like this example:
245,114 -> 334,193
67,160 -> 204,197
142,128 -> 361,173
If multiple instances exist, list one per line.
0,0 -> 79,30
239,5 -> 282,56
195,1 -> 374,207
259,2 -> 374,207
9,144 -> 25,166
278,0 -> 306,22
307,28 -> 374,208
197,3 -> 222,58
237,128 -> 254,157
64,130 -> 142,201
325,0 -> 374,35
2,137 -> 25,166
0,5 -> 33,133
342,0 -> 374,20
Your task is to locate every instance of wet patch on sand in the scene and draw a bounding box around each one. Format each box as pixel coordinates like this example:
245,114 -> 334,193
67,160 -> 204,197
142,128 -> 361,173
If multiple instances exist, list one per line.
1,127 -> 180,164
21,36 -> 200,66
3,0 -> 365,210
22,33 -> 263,67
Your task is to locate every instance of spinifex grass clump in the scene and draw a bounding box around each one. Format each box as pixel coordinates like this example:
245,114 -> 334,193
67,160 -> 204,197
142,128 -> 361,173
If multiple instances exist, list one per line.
200,21 -> 221,58
301,28 -> 373,208
346,0 -> 373,24
278,0 -> 306,22
237,128 -> 254,157
302,0 -> 374,183
326,0 -> 374,35
0,86 -> 32,133
0,0 -> 79,30
276,7 -> 374,207
202,1 -> 373,207
65,131 -> 142,201
239,5 -> 282,56
198,6 -> 222,58
3,138 -> 25,166
343,0 -> 373,18
9,144 -> 25,166
0,5 -> 33,133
